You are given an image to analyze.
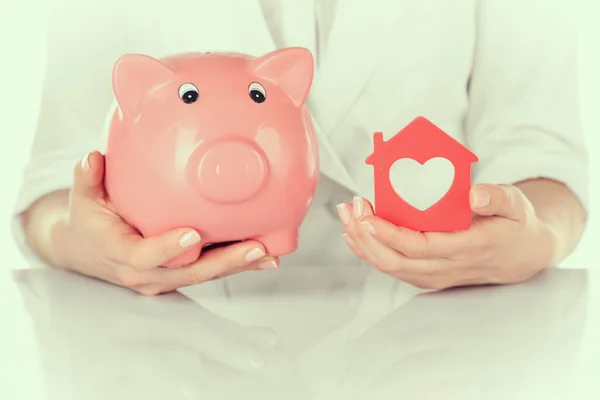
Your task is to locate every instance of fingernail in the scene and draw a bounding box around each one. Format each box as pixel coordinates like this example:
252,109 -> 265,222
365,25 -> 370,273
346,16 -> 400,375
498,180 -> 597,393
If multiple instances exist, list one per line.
353,196 -> 363,219
342,232 -> 356,247
245,248 -> 265,263
336,203 -> 351,225
179,231 -> 201,248
81,153 -> 90,172
246,348 -> 266,369
360,221 -> 376,234
471,187 -> 491,209
258,258 -> 278,269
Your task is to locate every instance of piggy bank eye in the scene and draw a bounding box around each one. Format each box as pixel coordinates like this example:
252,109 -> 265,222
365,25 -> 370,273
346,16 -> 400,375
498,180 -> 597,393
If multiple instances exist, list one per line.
248,82 -> 266,104
178,83 -> 199,104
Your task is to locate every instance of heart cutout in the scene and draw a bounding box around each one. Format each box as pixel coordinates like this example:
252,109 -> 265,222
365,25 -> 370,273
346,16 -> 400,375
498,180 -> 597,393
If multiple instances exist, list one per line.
389,157 -> 455,211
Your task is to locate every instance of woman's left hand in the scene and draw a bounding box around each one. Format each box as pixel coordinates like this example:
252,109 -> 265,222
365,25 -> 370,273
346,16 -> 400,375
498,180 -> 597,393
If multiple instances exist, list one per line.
336,183 -> 557,290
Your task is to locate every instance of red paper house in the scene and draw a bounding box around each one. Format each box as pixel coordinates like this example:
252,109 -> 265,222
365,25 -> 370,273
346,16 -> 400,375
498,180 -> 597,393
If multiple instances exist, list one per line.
365,116 -> 478,232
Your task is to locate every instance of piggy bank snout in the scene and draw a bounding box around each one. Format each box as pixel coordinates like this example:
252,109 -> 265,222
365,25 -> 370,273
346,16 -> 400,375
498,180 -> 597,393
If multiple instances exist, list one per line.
188,139 -> 268,204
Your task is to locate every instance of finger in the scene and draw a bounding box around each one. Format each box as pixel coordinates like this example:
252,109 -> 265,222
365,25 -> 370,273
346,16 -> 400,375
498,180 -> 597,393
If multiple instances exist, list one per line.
337,199 -> 374,260
347,219 -> 454,275
470,184 -> 526,220
71,151 -> 106,202
351,196 -> 374,219
336,197 -> 374,225
353,214 -> 434,258
119,228 -> 204,270
335,197 -> 374,226
359,215 -> 488,259
335,202 -> 353,226
210,255 -> 280,280
145,240 -> 271,287
126,251 -> 278,294
344,213 -> 382,263
347,196 -> 491,258
341,232 -> 369,260
344,197 -> 447,258
133,256 -> 278,294
342,228 -> 462,290
343,197 -> 487,267
343,199 -> 389,261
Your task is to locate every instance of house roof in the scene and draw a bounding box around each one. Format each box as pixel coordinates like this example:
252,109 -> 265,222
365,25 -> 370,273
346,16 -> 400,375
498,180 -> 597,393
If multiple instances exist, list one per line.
365,116 -> 478,165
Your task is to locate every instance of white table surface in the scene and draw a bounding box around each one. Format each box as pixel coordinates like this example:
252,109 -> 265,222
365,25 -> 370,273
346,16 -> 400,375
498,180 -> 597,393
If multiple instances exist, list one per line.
1,261 -> 599,400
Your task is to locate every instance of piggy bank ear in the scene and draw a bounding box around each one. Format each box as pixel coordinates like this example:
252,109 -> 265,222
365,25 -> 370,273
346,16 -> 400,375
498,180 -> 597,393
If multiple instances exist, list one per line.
250,47 -> 314,106
112,54 -> 175,117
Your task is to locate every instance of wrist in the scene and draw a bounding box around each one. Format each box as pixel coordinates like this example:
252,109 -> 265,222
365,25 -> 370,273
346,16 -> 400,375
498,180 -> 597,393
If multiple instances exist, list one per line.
533,219 -> 563,268
22,190 -> 81,271
49,214 -> 84,270
516,179 -> 586,265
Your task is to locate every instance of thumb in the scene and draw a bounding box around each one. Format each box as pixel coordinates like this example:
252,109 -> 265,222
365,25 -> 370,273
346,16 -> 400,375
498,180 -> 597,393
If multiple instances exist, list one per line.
469,184 -> 526,220
72,151 -> 107,201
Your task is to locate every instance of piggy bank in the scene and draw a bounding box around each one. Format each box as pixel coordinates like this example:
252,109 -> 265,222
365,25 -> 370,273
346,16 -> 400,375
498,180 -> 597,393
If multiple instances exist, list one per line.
102,48 -> 319,267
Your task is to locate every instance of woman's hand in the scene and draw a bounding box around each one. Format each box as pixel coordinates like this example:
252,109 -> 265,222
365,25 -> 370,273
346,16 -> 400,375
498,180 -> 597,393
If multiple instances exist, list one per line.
336,183 -> 561,290
24,151 -> 278,296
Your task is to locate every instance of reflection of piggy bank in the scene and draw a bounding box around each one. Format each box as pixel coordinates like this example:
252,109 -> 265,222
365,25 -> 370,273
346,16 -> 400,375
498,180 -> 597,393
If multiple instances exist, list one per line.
102,48 -> 319,267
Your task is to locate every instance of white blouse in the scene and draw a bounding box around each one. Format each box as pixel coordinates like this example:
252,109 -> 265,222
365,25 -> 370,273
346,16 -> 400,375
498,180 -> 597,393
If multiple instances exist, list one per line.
12,0 -> 589,268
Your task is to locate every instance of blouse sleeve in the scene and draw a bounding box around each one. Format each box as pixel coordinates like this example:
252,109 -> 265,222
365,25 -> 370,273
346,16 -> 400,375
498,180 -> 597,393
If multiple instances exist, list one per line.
465,0 -> 590,212
12,2 -> 131,267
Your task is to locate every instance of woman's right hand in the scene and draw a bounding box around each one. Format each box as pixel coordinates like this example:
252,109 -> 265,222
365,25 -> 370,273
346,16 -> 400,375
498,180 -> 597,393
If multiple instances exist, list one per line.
28,151 -> 279,296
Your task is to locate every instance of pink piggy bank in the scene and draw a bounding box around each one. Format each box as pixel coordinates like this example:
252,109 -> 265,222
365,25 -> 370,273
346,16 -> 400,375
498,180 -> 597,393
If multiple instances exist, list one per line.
102,48 -> 319,267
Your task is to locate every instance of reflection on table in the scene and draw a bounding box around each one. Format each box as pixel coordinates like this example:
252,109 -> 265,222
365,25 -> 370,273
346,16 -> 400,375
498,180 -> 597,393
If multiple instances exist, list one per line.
7,264 -> 590,400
